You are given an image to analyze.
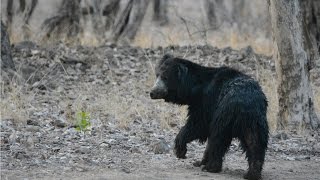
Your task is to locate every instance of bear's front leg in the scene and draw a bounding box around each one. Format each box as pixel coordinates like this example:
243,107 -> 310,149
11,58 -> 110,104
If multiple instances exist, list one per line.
174,121 -> 203,159
174,127 -> 187,159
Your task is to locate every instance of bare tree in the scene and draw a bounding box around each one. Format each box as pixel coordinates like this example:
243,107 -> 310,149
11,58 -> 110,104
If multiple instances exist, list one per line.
1,21 -> 16,78
302,0 -> 320,62
6,0 -> 38,38
112,0 -> 149,43
22,0 -> 38,26
6,0 -> 14,30
205,0 -> 232,29
80,0 -> 120,41
153,0 -> 168,26
41,0 -> 81,41
205,0 -> 224,29
268,0 -> 319,131
102,0 -> 120,29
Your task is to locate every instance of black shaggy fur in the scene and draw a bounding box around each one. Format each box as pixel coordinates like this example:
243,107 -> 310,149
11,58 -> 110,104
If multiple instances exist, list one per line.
150,54 -> 269,180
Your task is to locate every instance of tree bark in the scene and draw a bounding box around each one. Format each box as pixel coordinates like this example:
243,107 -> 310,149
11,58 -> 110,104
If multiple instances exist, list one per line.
1,21 -> 16,72
112,0 -> 149,43
268,0 -> 319,131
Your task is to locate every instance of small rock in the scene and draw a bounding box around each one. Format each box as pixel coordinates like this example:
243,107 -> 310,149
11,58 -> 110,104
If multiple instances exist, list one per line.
122,168 -> 131,174
14,151 -> 29,159
169,122 -> 178,128
74,166 -> 88,172
107,139 -> 117,145
8,132 -> 17,144
295,156 -> 310,161
53,118 -> 67,128
313,143 -> 320,153
76,146 -> 91,154
31,50 -> 41,55
285,156 -> 295,161
130,146 -> 141,154
273,132 -> 288,140
57,86 -> 64,93
26,136 -> 34,148
99,142 -> 111,148
152,140 -> 170,154
26,125 -> 40,132
27,119 -> 39,126
76,63 -> 82,69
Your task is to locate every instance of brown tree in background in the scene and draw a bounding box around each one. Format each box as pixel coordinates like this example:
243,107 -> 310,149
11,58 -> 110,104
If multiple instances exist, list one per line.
112,0 -> 149,43
41,0 -> 81,41
80,0 -> 120,41
205,0 -> 230,29
268,0 -> 319,131
153,0 -> 169,26
302,0 -> 320,61
1,21 -> 16,80
102,0 -> 120,29
6,0 -> 38,39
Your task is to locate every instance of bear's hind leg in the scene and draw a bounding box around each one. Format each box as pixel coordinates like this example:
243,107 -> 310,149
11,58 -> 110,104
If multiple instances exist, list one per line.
193,144 -> 209,167
242,131 -> 266,180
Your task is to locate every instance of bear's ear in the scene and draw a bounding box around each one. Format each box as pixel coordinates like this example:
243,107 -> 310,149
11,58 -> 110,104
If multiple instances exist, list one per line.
158,54 -> 174,66
163,54 -> 174,60
178,64 -> 188,79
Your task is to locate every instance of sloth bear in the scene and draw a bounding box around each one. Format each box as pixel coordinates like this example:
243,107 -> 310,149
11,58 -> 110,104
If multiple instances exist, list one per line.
150,54 -> 269,180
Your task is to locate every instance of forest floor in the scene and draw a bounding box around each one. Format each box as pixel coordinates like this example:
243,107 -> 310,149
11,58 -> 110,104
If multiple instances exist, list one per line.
1,43 -> 320,180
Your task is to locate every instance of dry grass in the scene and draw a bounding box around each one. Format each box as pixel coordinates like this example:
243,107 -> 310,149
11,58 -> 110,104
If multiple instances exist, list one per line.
1,63 -> 317,133
0,80 -> 33,124
133,26 -> 273,56
8,21 -> 273,56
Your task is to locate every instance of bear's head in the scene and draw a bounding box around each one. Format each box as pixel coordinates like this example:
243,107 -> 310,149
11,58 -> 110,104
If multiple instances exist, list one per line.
150,54 -> 190,105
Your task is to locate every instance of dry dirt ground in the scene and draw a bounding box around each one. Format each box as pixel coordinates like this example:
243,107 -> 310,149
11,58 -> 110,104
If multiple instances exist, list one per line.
1,43 -> 320,180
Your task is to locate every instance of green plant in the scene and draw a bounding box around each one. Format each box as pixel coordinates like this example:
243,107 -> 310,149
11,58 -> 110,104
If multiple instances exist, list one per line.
75,111 -> 91,132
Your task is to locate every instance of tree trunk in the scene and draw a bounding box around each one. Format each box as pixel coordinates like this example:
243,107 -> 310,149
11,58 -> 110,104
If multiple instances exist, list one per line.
1,21 -> 16,73
102,0 -> 120,30
153,0 -> 168,26
90,0 -> 103,36
41,0 -> 81,41
6,0 -> 38,38
112,0 -> 149,43
302,0 -> 320,63
22,0 -> 38,39
268,0 -> 319,131
205,0 -> 230,29
6,0 -> 14,31
22,0 -> 38,25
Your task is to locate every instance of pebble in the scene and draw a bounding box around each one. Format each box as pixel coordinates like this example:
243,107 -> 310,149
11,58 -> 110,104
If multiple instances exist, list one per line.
53,118 -> 67,128
152,140 -> 170,154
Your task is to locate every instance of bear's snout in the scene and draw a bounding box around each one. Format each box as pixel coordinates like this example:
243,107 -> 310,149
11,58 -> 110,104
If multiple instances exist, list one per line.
150,89 -> 167,99
150,91 -> 157,99
150,77 -> 168,99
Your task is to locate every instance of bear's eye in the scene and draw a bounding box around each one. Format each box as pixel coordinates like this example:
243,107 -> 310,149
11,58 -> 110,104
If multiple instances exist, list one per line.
162,76 -> 168,81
